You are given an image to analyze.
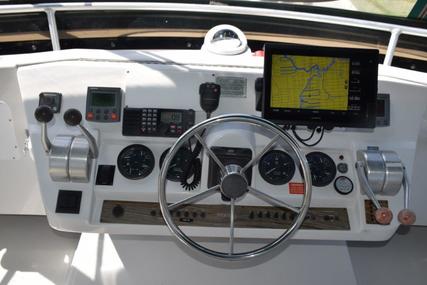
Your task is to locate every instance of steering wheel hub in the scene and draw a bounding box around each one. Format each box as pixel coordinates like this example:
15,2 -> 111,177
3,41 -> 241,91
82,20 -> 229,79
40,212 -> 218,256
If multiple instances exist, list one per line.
220,164 -> 248,199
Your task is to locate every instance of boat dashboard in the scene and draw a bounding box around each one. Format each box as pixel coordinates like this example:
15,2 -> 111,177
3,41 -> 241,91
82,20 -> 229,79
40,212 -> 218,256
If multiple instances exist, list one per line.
1,25 -> 427,259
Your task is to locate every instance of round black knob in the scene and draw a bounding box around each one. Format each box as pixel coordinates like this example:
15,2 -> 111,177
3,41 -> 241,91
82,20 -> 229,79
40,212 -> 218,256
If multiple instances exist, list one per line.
63,109 -> 82,126
34,105 -> 54,123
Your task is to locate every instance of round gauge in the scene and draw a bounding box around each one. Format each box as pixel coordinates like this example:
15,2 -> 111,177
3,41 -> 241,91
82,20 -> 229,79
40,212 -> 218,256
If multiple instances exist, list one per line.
258,150 -> 296,185
306,152 -> 337,187
334,176 -> 353,195
159,147 -> 194,182
117,144 -> 155,180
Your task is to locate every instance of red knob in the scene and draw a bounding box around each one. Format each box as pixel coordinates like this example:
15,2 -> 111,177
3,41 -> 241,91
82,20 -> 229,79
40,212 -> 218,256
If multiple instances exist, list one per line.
253,50 -> 264,57
398,209 -> 416,225
375,207 -> 393,225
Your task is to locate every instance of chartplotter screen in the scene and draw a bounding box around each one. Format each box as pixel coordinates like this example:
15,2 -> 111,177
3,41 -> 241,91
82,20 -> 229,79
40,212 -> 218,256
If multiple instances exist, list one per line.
270,55 -> 350,111
262,44 -> 378,128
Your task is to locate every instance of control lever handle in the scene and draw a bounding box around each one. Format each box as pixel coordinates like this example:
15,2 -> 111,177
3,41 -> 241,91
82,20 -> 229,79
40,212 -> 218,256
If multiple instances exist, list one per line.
64,109 -> 98,158
356,161 -> 393,225
398,167 -> 416,225
34,105 -> 53,153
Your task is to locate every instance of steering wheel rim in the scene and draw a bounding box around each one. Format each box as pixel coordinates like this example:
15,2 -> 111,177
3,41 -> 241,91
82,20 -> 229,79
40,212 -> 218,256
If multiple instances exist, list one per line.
158,114 -> 312,261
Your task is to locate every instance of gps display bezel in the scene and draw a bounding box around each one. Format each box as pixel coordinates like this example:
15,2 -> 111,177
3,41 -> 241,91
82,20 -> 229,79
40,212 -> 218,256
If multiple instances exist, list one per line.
262,44 -> 378,128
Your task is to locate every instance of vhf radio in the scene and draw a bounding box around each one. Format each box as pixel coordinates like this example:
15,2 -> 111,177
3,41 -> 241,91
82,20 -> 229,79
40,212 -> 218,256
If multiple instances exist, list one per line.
122,108 -> 195,137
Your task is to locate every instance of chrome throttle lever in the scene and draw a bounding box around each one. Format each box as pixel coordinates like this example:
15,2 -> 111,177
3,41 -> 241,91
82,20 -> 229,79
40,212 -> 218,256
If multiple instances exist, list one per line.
356,161 -> 393,225
63,109 -> 98,159
34,105 -> 54,153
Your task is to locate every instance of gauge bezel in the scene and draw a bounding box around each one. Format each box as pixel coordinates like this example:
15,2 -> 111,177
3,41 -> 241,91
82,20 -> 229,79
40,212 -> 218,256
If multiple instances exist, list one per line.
117,144 -> 155,180
334,176 -> 354,195
306,151 -> 337,187
258,149 -> 296,185
159,147 -> 193,182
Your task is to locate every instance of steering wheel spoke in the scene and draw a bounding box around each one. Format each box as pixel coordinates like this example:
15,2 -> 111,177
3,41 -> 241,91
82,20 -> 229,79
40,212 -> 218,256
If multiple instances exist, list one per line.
194,133 -> 227,174
229,198 -> 235,255
241,134 -> 280,174
168,185 -> 220,211
247,186 -> 300,214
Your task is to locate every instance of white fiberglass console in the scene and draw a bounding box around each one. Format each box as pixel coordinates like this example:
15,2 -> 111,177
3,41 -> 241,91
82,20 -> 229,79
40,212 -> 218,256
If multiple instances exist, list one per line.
11,28 -> 426,259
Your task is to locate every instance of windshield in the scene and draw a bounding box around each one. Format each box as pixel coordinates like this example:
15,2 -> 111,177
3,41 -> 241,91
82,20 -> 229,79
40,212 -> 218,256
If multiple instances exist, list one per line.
292,0 -> 419,18
0,0 -> 426,72
0,0 -> 425,21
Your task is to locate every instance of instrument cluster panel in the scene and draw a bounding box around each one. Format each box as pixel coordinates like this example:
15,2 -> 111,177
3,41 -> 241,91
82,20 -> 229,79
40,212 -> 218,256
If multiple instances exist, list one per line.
16,49 -> 408,241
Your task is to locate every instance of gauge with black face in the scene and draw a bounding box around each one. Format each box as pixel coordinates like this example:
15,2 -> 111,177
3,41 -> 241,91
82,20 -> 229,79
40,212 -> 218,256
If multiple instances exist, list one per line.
306,152 -> 337,187
117,144 -> 155,180
258,150 -> 296,185
160,147 -> 193,182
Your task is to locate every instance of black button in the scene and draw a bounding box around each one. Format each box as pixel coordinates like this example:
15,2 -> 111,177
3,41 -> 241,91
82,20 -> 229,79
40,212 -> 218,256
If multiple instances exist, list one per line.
112,205 -> 124,218
104,109 -> 109,114
337,163 -> 348,173
96,109 -> 101,114
104,115 -> 108,120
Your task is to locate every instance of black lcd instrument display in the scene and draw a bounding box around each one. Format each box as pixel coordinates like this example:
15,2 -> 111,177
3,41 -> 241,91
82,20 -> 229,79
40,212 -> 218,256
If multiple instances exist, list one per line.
161,111 -> 183,124
91,92 -> 116,107
262,44 -> 378,128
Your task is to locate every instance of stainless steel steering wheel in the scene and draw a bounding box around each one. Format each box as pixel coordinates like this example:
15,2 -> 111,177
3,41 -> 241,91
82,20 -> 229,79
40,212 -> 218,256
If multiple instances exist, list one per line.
158,114 -> 312,261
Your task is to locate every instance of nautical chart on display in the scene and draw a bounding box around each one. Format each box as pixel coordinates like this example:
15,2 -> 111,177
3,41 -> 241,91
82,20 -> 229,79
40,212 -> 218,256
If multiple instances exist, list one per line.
270,55 -> 350,111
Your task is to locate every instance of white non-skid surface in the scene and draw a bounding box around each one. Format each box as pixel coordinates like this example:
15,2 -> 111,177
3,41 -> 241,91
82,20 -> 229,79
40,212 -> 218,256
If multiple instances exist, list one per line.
0,215 -> 427,285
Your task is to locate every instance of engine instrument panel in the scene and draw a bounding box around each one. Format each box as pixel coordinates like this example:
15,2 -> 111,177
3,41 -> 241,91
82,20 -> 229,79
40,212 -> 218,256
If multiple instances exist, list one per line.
18,45 -> 412,247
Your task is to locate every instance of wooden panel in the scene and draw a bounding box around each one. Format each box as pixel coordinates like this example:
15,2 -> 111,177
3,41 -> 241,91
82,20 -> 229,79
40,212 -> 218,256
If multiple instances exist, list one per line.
101,201 -> 350,230
365,200 -> 389,224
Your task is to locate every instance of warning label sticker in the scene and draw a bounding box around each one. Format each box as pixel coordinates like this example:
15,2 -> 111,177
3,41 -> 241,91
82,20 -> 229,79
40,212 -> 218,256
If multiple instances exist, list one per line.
215,76 -> 247,98
289,182 -> 304,194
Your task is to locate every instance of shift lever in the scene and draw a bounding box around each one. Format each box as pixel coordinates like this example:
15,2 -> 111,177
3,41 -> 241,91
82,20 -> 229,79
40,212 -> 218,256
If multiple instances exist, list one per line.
356,161 -> 393,225
34,105 -> 54,153
397,167 -> 416,225
63,109 -> 98,158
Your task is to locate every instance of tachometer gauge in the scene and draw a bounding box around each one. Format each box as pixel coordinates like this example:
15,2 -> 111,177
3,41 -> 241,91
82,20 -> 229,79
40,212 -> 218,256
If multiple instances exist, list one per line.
159,147 -> 193,182
306,152 -> 337,187
258,150 -> 296,185
117,144 -> 155,180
